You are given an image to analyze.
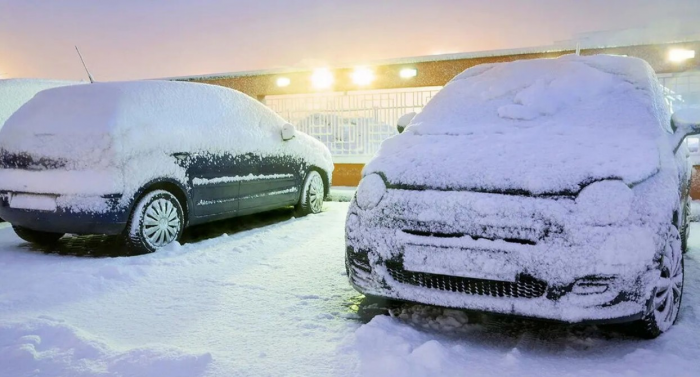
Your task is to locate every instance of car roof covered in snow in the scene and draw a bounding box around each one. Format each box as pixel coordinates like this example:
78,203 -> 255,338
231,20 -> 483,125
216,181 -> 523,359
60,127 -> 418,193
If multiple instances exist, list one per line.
0,81 -> 333,175
364,54 -> 671,195
0,78 -> 81,129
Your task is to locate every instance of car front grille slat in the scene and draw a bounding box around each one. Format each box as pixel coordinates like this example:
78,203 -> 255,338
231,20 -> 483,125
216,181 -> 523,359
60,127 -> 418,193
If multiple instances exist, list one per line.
387,265 -> 547,299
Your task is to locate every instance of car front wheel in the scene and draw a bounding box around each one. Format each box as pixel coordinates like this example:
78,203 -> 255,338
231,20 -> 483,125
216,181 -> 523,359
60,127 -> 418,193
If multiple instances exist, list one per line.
13,226 -> 64,246
125,190 -> 184,254
295,170 -> 325,216
631,225 -> 684,338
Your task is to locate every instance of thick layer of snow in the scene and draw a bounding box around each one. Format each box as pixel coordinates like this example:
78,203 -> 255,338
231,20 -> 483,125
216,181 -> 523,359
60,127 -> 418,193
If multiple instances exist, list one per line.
0,205 -> 698,376
364,55 -> 671,194
0,81 -> 333,204
0,79 -> 80,130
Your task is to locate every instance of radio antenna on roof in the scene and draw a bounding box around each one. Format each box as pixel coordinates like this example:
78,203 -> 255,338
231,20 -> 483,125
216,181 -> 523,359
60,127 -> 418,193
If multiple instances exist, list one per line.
75,46 -> 95,83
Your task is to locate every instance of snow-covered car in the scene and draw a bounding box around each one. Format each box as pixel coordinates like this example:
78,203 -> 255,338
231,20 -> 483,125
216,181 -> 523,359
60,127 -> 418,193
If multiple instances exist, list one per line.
0,81 -> 333,253
345,54 -> 700,338
0,79 -> 81,222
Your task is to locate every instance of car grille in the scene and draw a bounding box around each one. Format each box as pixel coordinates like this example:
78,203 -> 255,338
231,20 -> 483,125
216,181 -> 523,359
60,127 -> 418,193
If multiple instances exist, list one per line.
387,264 -> 547,299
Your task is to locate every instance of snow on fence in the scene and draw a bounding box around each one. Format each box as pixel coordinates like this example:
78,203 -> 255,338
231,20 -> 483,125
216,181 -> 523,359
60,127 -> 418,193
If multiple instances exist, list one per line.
265,87 -> 441,163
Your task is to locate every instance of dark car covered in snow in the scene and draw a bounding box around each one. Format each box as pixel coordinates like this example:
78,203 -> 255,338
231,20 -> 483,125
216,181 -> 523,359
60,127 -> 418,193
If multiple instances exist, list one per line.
0,81 -> 333,253
345,55 -> 700,338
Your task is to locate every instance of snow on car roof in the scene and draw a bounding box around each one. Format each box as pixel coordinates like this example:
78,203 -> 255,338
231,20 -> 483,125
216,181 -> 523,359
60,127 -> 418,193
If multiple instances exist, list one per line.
0,78 -> 80,130
0,81 -> 332,172
364,54 -> 671,195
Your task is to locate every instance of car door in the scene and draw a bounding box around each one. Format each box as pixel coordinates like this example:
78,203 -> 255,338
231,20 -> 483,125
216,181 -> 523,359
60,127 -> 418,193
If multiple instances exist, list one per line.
186,152 -> 241,219
236,115 -> 304,215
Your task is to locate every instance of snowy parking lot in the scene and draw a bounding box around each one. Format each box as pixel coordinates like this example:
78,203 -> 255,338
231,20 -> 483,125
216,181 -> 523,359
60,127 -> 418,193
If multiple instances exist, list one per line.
1,202 -> 699,377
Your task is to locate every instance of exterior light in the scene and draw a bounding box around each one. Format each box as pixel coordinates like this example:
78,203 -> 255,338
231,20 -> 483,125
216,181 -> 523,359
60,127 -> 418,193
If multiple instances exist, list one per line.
276,77 -> 291,87
351,67 -> 375,86
400,68 -> 417,79
311,68 -> 334,89
669,49 -> 695,62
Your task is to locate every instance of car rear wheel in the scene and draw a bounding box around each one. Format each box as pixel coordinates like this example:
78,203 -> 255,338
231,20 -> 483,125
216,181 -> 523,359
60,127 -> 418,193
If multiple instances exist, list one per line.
12,226 -> 64,246
631,225 -> 684,338
295,170 -> 325,216
125,190 -> 184,254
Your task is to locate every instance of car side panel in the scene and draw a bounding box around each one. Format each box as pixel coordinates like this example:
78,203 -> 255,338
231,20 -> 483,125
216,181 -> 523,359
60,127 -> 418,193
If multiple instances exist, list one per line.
237,154 -> 303,213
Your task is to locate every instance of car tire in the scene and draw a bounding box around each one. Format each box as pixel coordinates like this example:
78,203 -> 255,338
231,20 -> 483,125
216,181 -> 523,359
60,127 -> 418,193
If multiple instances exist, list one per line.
630,225 -> 684,339
125,190 -> 184,254
12,226 -> 64,246
295,170 -> 325,216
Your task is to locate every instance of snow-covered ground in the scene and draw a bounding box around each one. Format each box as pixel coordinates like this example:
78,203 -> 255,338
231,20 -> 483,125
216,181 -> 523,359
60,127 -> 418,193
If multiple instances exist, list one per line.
1,202 -> 699,377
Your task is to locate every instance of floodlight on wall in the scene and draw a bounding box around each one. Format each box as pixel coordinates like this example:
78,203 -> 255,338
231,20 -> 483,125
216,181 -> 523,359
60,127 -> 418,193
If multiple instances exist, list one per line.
276,77 -> 291,87
400,68 -> 418,79
352,67 -> 375,86
669,49 -> 695,63
311,69 -> 334,89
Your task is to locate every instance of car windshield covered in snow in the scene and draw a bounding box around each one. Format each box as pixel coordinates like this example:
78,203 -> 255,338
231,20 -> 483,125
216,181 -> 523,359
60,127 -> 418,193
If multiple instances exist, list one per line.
364,54 -> 670,195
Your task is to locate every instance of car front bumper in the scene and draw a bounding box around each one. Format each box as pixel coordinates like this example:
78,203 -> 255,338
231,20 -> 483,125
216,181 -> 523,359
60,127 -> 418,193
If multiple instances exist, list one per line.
345,189 -> 660,324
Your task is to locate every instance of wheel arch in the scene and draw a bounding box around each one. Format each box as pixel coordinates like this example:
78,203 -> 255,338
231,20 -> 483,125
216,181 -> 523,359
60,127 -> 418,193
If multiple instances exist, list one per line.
307,166 -> 331,197
129,178 -> 192,225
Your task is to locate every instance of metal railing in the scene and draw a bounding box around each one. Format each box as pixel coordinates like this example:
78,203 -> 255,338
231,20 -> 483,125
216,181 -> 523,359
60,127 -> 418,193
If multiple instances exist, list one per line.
265,87 -> 442,162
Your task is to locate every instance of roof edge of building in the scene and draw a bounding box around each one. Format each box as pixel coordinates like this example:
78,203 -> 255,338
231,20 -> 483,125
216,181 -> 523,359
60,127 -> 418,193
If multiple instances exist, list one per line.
158,38 -> 700,82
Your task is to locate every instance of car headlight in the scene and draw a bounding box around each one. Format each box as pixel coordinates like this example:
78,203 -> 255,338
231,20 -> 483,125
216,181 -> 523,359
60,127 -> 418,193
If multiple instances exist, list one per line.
356,174 -> 386,210
576,180 -> 633,225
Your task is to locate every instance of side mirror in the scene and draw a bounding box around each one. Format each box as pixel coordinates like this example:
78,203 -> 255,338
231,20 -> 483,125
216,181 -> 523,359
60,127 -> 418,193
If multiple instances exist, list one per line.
671,108 -> 700,151
396,112 -> 417,134
282,123 -> 296,141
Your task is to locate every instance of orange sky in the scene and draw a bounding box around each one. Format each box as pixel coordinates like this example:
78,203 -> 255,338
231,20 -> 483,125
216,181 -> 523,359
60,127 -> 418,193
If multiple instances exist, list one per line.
1,0 -> 698,81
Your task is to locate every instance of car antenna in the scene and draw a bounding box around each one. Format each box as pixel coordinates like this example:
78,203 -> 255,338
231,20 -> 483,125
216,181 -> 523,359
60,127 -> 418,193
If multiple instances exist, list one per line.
75,46 -> 95,83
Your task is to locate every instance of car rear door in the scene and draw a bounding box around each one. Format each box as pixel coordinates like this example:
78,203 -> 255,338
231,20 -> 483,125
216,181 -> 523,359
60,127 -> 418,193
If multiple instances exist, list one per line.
187,152 -> 241,218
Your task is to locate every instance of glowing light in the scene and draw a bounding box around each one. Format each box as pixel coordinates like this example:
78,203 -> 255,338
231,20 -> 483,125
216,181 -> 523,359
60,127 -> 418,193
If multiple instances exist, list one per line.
669,49 -> 695,62
351,67 -> 375,86
311,69 -> 334,89
276,77 -> 291,87
400,68 -> 417,79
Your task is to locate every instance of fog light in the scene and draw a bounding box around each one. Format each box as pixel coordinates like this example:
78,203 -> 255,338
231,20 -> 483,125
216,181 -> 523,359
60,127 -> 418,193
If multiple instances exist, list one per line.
572,279 -> 610,295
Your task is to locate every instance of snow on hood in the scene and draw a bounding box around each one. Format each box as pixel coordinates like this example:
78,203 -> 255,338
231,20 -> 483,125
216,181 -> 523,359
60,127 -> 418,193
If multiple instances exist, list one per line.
0,78 -> 81,130
364,54 -> 671,195
0,81 -> 333,174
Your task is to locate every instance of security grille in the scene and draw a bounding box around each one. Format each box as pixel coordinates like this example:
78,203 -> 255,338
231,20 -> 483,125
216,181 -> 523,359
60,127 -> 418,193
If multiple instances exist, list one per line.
659,71 -> 700,111
264,87 -> 441,162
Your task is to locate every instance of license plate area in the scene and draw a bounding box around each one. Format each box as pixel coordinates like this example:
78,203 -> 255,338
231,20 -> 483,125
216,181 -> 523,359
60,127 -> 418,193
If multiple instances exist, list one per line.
9,193 -> 58,211
402,244 -> 519,282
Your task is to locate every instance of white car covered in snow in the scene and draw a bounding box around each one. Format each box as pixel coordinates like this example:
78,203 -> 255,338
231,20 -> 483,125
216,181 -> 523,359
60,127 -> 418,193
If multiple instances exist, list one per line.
345,54 -> 700,338
0,81 -> 333,253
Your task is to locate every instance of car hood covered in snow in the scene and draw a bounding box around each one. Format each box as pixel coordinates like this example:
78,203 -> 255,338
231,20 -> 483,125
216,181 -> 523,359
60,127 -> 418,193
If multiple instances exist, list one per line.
364,54 -> 671,195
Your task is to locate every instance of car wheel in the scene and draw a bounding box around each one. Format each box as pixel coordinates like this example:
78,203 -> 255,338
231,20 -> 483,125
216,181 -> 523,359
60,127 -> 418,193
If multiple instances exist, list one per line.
125,190 -> 184,254
12,226 -> 64,246
295,170 -> 325,216
631,225 -> 684,338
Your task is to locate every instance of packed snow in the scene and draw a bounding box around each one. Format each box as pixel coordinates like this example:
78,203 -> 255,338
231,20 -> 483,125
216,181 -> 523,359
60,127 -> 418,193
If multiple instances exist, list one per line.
364,54 -> 671,194
0,79 -> 80,131
0,81 -> 333,207
0,203 -> 699,376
